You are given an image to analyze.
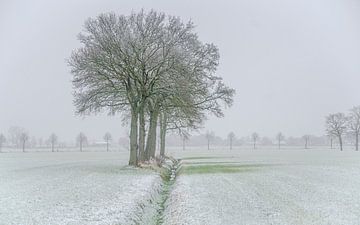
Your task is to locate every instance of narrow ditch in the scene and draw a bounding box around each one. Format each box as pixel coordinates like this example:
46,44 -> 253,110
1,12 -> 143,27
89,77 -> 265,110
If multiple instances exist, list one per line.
132,157 -> 181,225
154,158 -> 181,224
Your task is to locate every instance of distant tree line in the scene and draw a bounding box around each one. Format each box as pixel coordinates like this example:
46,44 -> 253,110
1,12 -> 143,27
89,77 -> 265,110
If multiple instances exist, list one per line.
0,127 -> 118,153
162,132 -> 333,150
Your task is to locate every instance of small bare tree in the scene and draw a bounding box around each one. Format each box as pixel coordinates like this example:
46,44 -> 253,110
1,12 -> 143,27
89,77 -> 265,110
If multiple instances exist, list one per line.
76,132 -> 87,152
103,132 -> 112,152
276,132 -> 285,149
20,132 -> 29,152
228,132 -> 235,150
252,132 -> 259,149
182,134 -> 189,151
347,106 -> 360,151
205,131 -> 215,150
327,134 -> 335,149
48,133 -> 58,152
326,113 -> 347,151
303,135 -> 310,149
0,134 -> 6,152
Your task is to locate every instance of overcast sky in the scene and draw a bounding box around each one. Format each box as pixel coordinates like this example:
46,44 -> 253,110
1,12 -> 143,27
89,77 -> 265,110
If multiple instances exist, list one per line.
1,0 -> 360,142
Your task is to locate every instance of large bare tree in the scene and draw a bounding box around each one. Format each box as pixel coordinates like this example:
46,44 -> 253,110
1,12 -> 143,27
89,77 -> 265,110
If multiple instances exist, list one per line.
347,106 -> 360,151
69,10 -> 234,165
325,113 -> 347,151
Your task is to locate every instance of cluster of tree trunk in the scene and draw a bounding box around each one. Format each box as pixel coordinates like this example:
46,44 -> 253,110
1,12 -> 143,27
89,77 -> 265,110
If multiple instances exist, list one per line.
69,10 -> 234,166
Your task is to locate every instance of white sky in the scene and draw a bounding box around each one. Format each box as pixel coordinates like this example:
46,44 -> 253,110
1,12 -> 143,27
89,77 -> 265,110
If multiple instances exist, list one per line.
1,0 -> 360,142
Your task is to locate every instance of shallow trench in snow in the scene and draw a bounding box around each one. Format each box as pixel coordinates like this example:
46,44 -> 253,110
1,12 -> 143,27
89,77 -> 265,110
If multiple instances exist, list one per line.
133,158 -> 181,225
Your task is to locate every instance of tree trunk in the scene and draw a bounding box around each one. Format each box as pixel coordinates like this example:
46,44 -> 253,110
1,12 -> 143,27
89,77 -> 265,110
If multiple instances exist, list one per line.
278,140 -> 280,150
230,139 -> 232,150
254,141 -> 256,150
339,135 -> 343,151
183,137 -> 185,151
145,109 -> 159,160
356,133 -> 359,151
159,113 -> 167,157
330,138 -> 333,149
22,141 -> 25,152
52,143 -> 54,152
106,140 -> 109,152
138,105 -> 146,161
80,140 -> 82,152
129,109 -> 138,166
207,139 -> 210,150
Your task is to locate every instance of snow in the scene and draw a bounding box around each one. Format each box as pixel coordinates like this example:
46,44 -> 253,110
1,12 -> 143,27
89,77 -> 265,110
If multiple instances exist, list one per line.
0,152 -> 161,225
164,149 -> 360,225
2,149 -> 360,225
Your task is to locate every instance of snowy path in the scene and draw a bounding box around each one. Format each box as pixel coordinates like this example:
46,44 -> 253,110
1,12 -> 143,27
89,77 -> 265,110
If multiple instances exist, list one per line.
0,152 -> 161,225
164,149 -> 360,225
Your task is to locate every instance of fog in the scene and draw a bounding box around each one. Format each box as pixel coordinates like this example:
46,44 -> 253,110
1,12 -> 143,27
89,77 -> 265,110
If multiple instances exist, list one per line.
1,0 -> 360,142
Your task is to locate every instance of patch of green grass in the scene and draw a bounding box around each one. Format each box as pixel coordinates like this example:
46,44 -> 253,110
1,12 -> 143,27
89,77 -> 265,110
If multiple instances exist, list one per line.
183,161 -> 244,165
181,164 -> 266,174
180,156 -> 222,160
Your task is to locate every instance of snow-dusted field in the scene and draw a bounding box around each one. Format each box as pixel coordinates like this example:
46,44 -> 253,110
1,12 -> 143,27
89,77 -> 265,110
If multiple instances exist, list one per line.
0,152 -> 161,225
165,149 -> 360,225
1,149 -> 360,225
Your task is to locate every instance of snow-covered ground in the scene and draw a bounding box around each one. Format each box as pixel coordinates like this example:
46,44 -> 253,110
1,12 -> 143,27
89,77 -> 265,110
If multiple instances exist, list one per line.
0,152 -> 161,225
2,149 -> 360,225
164,149 -> 360,225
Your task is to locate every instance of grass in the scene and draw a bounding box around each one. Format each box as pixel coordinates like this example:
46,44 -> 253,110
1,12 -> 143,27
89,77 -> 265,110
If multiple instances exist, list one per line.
180,156 -> 221,160
180,156 -> 236,160
181,163 -> 267,174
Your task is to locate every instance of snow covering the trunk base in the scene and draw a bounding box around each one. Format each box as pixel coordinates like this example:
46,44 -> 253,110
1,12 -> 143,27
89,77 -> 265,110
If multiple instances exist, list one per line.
163,150 -> 360,225
0,152 -> 161,225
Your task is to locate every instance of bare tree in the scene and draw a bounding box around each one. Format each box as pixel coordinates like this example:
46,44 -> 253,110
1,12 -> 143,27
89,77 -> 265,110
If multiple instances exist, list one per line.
326,113 -> 347,151
327,134 -> 335,149
30,136 -> 37,148
48,133 -> 58,152
8,126 -> 26,148
103,132 -> 112,152
38,138 -> 43,148
347,106 -> 360,151
20,132 -> 29,152
252,132 -> 259,149
76,132 -> 87,152
205,131 -> 215,150
303,135 -> 310,149
69,10 -> 234,165
228,132 -> 235,150
182,135 -> 189,151
276,132 -> 285,149
0,134 -> 6,152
